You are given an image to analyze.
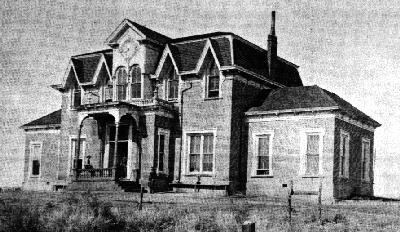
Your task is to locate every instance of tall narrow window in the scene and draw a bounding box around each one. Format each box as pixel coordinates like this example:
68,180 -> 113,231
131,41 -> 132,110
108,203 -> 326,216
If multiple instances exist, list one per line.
116,68 -> 128,100
71,138 -> 85,170
30,143 -> 42,177
104,78 -> 113,102
254,134 -> 273,176
361,139 -> 371,181
131,65 -> 141,99
188,133 -> 214,174
72,87 -> 81,107
305,134 -> 320,176
339,131 -> 350,178
205,61 -> 220,98
167,67 -> 179,100
155,134 -> 165,172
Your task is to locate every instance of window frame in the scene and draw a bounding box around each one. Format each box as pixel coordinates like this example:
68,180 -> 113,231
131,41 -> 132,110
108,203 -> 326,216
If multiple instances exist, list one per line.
299,128 -> 325,177
115,67 -> 128,101
361,138 -> 371,182
29,142 -> 42,178
252,132 -> 274,177
130,65 -> 142,99
155,128 -> 170,173
166,66 -> 179,101
71,86 -> 82,108
69,136 -> 86,175
184,129 -> 216,176
339,130 -> 350,178
203,60 -> 221,99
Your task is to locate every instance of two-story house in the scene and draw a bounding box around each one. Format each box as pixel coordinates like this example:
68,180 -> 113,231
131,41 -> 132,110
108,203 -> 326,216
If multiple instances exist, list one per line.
21,12 -> 380,200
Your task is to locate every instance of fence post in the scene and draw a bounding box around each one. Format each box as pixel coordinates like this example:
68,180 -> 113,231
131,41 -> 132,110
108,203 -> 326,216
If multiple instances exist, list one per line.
242,221 -> 255,232
318,180 -> 322,224
138,186 -> 144,210
288,180 -> 293,224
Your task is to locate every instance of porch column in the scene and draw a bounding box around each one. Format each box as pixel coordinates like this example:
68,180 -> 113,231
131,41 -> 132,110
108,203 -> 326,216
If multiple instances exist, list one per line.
112,122 -> 120,180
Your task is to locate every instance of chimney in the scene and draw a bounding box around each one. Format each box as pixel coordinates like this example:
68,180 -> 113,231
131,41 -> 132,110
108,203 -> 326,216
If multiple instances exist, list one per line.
268,11 -> 277,81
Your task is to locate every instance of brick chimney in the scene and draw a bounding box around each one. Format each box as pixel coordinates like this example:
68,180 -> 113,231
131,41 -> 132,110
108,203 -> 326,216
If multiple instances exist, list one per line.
267,11 -> 277,81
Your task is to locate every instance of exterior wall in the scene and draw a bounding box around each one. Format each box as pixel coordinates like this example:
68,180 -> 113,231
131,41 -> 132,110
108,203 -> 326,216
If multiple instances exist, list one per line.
246,113 -> 336,201
22,129 -> 60,191
230,74 -> 270,192
333,118 -> 375,199
177,73 -> 233,187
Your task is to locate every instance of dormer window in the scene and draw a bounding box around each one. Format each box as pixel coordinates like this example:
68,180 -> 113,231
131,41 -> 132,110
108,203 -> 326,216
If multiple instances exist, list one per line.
205,61 -> 220,98
167,66 -> 178,100
71,85 -> 81,108
116,67 -> 128,101
131,65 -> 141,99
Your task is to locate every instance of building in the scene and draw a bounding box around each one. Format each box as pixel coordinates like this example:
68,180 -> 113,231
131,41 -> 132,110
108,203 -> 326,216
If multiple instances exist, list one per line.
21,12 -> 380,200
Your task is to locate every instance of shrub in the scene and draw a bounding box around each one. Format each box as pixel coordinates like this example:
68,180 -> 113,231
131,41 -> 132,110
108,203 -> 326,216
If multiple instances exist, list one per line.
0,202 -> 42,232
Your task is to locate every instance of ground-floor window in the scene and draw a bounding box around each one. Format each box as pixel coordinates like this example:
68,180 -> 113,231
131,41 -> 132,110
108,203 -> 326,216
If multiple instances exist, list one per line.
253,132 -> 274,176
186,132 -> 215,174
70,138 -> 85,170
155,129 -> 170,173
29,142 -> 42,177
361,138 -> 371,181
300,129 -> 324,176
339,130 -> 350,178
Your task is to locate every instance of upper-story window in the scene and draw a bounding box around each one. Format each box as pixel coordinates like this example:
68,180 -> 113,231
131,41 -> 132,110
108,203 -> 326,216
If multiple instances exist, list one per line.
205,60 -> 220,98
71,85 -> 81,108
116,67 -> 128,101
167,67 -> 178,100
131,65 -> 141,99
104,78 -> 113,102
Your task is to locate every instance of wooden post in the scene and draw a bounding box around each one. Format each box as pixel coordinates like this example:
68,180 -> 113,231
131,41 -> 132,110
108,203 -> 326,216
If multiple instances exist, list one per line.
113,123 -> 119,181
318,180 -> 322,224
138,186 -> 144,210
242,221 -> 255,232
288,180 -> 293,224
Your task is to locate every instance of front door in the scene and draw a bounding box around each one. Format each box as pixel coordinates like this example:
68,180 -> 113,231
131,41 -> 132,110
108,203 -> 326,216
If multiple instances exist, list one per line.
106,124 -> 131,179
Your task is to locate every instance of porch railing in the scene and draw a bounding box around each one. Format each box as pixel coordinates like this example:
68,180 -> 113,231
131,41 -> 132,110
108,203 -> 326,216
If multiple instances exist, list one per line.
74,168 -> 115,181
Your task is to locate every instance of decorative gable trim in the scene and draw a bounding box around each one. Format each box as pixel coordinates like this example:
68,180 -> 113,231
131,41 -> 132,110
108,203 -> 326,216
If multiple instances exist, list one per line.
61,60 -> 80,89
81,54 -> 112,86
153,45 -> 180,79
105,19 -> 146,46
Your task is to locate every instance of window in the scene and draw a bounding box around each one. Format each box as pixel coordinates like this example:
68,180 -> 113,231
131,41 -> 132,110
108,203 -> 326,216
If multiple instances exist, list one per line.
253,133 -> 273,176
205,61 -> 220,98
167,67 -> 179,100
339,131 -> 350,178
300,129 -> 324,176
187,133 -> 214,174
103,78 -> 113,102
30,143 -> 42,177
131,65 -> 141,99
116,67 -> 128,100
154,129 -> 169,173
71,87 -> 81,107
70,138 -> 85,170
361,138 -> 371,181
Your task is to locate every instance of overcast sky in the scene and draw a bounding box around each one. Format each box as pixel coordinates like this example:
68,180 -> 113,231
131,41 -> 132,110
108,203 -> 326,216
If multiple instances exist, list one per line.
1,0 -> 399,197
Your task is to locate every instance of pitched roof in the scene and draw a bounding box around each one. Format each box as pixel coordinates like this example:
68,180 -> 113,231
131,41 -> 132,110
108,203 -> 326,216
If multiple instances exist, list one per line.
165,34 -> 301,87
70,50 -> 112,84
126,20 -> 171,44
248,85 -> 380,127
22,110 -> 62,129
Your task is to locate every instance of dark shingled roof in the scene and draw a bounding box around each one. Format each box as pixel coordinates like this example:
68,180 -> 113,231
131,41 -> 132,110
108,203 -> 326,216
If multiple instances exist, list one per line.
126,20 -> 171,44
248,85 -> 380,127
22,110 -> 62,128
170,40 -> 207,71
70,50 -> 113,83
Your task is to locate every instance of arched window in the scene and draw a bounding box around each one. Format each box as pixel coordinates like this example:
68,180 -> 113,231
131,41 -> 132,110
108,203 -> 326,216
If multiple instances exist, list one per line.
116,67 -> 128,100
167,66 -> 178,100
205,60 -> 219,98
131,65 -> 141,99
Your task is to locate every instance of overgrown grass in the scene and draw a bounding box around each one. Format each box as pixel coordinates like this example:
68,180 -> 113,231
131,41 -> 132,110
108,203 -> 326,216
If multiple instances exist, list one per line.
0,190 -> 399,231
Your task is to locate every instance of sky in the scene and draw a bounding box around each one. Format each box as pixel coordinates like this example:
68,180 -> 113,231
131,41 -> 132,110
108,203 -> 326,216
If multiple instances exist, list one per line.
1,0 -> 399,197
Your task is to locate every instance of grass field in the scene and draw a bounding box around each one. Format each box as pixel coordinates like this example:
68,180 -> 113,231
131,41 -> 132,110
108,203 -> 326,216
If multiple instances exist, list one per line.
0,190 -> 399,231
